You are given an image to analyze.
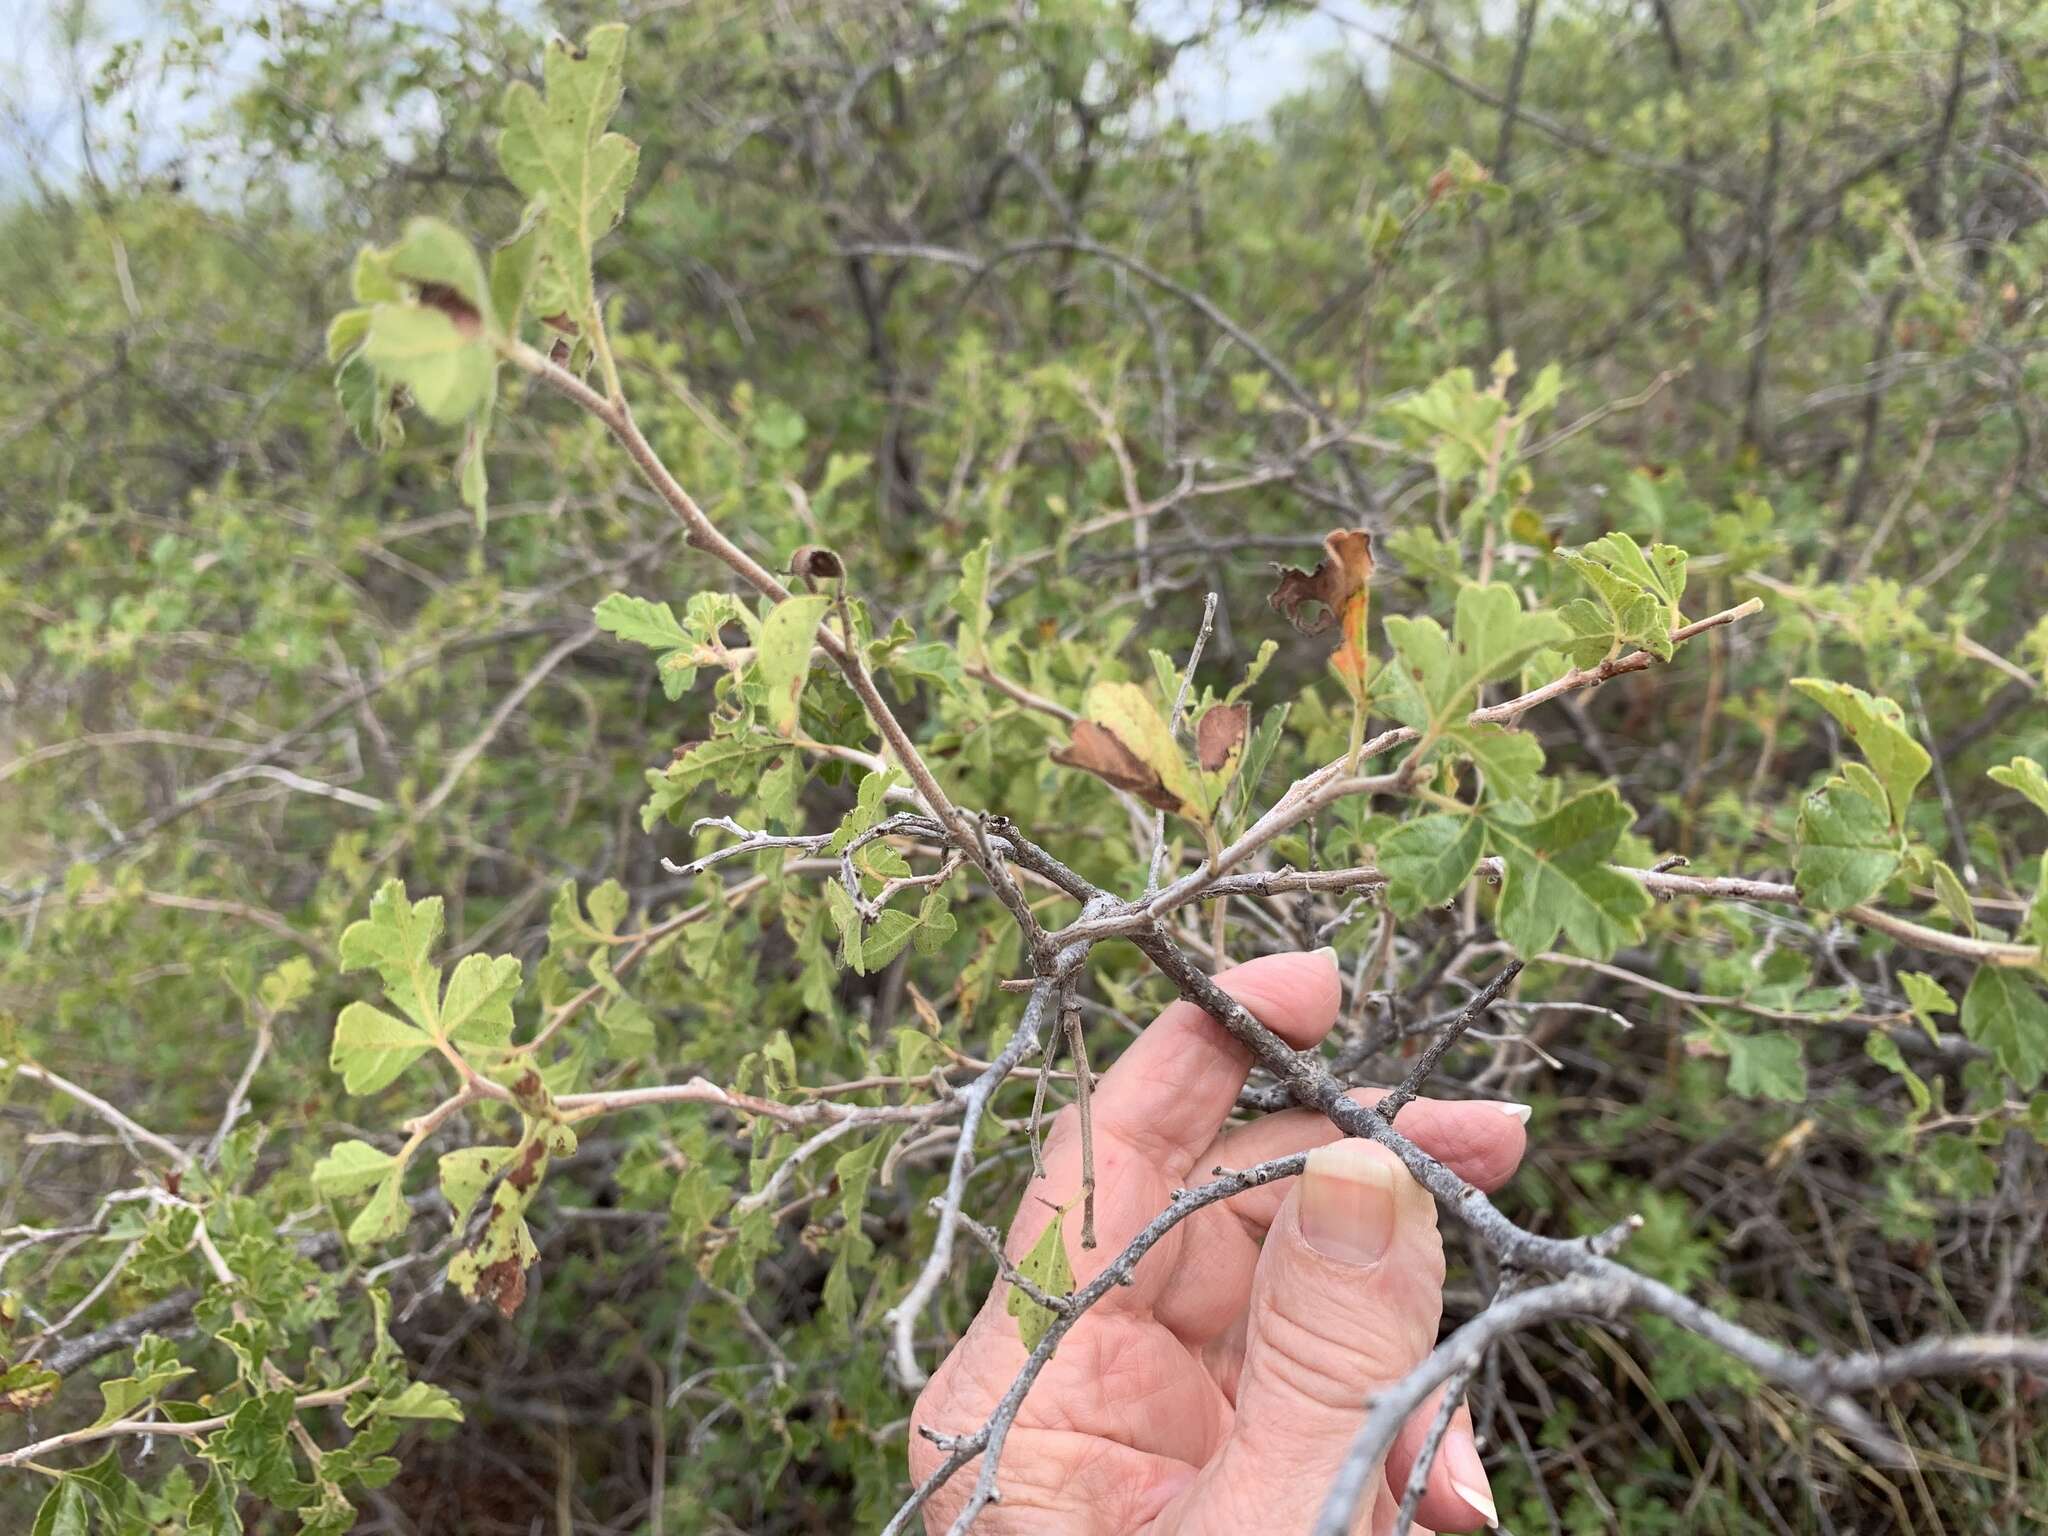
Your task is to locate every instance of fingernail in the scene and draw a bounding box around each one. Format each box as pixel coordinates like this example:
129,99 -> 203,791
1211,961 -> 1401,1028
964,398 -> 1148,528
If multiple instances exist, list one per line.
1494,1101 -> 1533,1124
1299,1140 -> 1396,1265
1443,1422 -> 1498,1526
1311,944 -> 1339,971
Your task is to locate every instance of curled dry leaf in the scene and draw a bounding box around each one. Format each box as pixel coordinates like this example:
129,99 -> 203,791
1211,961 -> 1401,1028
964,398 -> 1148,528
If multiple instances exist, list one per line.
1271,528 -> 1375,702
1268,529 -> 1374,636
789,545 -> 846,583
1051,720 -> 1183,814
1195,702 -> 1250,773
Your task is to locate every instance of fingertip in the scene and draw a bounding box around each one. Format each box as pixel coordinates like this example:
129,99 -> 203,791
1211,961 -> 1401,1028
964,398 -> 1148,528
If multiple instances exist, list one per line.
1361,1091 -> 1528,1192
1211,948 -> 1344,1049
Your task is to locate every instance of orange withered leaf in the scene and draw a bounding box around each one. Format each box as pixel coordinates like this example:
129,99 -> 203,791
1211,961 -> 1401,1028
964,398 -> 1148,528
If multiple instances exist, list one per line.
1270,529 -> 1375,704
1051,720 -> 1183,813
1268,530 -> 1374,636
1195,702 -> 1250,773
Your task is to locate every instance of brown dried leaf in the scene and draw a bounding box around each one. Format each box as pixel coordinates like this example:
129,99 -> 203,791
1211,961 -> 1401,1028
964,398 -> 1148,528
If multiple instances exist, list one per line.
1195,703 -> 1250,773
1051,720 -> 1183,813
1268,530 -> 1374,636
475,1257 -> 528,1318
789,545 -> 846,583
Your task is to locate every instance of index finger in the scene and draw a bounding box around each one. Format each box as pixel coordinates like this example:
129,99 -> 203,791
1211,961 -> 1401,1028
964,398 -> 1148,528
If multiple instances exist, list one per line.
1084,948 -> 1342,1181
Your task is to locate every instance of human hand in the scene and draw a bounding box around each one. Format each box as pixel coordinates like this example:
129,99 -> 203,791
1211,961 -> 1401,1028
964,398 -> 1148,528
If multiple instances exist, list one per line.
909,948 -> 1528,1534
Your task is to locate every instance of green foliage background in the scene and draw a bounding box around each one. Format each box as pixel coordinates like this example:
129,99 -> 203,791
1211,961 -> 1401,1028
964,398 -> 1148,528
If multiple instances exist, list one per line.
3,1 -> 2046,1531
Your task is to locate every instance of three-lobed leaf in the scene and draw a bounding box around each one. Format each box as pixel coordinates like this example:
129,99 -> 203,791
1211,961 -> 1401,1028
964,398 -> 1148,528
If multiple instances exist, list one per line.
1961,966 -> 2048,1090
1484,785 -> 1652,958
1791,678 -> 1929,828
1989,755 -> 2048,819
1380,813 -> 1485,917
1794,762 -> 1901,912
1381,583 -> 1569,736
497,23 -> 640,314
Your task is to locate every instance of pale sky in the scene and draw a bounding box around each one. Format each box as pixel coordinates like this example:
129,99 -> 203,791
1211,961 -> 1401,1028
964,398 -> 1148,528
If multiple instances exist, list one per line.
0,1 -> 1408,195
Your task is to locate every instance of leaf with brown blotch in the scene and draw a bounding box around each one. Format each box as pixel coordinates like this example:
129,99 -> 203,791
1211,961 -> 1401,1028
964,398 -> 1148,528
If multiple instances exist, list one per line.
1269,530 -> 1374,635
1271,529 -> 1374,705
1052,720 -> 1184,813
1195,702 -> 1249,772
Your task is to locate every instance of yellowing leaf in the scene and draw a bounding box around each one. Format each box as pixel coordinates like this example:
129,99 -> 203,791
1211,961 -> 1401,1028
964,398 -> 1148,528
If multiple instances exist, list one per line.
1005,1206 -> 1074,1351
1052,682 -> 1198,818
758,593 -> 832,735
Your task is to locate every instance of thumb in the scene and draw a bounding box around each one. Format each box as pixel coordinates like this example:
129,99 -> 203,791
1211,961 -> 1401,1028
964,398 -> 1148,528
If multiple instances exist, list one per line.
1163,1139 -> 1445,1536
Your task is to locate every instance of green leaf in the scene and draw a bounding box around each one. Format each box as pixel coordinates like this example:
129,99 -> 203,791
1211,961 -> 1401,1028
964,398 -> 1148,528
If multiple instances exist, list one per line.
311,1140 -> 398,1199
439,953 -> 522,1049
459,422 -> 490,531
387,217 -> 488,318
339,881 -> 444,1027
951,540 -> 993,668
31,1481 -> 90,1536
1442,723 -> 1545,809
329,1003 -> 432,1095
759,593 -> 833,735
334,347 -> 400,450
1381,583 -> 1569,735
488,226 -> 539,336
346,1172 -> 410,1247
373,1382 -> 464,1422
362,304 -> 494,425
1928,860 -> 1977,936
594,593 -> 689,650
1725,1032 -> 1807,1102
859,910 -> 921,973
1900,971 -> 1956,1044
599,991 -> 657,1057
1791,679 -> 1930,827
352,243 -> 401,304
187,1470 -> 243,1536
586,879 -> 629,936
643,736 -> 787,830
326,307 -> 370,365
1485,785 -> 1652,959
1794,764 -> 1901,912
1989,755 -> 2048,819
1555,533 -> 1685,663
596,592 -> 733,702
830,768 -> 902,853
1380,813 -> 1485,917
258,957 -> 316,1016
1865,1032 -> 1931,1116
913,891 -> 958,956
1005,1206 -> 1074,1352
1961,966 -> 2048,1090
496,23 -> 640,314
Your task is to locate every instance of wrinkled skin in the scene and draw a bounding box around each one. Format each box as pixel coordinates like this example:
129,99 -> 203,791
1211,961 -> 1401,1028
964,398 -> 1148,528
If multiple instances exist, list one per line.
909,950 -> 1527,1535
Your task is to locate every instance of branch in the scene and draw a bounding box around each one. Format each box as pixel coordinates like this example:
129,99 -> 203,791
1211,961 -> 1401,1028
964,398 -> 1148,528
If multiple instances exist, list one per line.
0,1058 -> 194,1169
507,341 -> 1046,954
0,1377 -> 370,1471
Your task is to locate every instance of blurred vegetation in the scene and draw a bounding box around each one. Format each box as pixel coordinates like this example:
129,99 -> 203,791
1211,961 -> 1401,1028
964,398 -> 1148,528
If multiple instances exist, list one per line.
2,1 -> 2046,1531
